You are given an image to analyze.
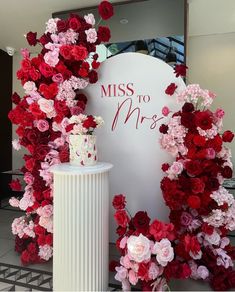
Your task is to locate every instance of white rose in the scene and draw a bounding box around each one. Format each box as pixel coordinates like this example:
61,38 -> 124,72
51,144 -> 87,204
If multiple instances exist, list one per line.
153,239 -> 174,267
127,233 -> 151,263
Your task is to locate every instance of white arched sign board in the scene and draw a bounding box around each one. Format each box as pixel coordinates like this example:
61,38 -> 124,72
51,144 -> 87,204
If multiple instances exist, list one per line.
84,53 -> 185,242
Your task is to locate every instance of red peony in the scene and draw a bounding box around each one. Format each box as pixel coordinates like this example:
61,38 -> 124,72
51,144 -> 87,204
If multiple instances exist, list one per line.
187,195 -> 201,209
98,1 -> 114,20
132,211 -> 150,233
112,194 -> 126,210
174,64 -> 188,77
26,31 -> 37,46
97,26 -> 111,42
222,130 -> 234,142
165,83 -> 177,96
195,110 -> 213,130
114,210 -> 130,228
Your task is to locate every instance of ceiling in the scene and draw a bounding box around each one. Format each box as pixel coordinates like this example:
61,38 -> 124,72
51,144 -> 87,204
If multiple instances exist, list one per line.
0,0 -> 128,53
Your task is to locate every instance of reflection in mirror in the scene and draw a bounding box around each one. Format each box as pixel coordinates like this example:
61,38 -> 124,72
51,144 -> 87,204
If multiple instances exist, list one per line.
53,0 -> 185,65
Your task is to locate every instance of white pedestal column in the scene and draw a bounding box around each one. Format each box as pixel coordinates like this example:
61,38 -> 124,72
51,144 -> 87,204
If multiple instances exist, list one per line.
51,162 -> 113,291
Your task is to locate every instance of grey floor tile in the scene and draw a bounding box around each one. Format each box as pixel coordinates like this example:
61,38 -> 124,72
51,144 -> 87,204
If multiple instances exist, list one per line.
0,238 -> 14,257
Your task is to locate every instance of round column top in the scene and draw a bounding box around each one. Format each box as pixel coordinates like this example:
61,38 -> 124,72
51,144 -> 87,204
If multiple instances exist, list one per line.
50,162 -> 113,175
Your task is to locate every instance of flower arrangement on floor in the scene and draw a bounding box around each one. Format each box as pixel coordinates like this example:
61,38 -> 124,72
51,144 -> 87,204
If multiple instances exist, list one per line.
112,194 -> 191,291
160,83 -> 235,290
8,1 -> 114,265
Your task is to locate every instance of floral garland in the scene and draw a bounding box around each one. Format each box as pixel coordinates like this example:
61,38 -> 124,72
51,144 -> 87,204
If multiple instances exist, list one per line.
8,1 -> 114,265
160,83 -> 235,290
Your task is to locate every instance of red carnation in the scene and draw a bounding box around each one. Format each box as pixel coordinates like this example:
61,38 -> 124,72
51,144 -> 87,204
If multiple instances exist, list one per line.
9,178 -> 22,191
133,211 -> 150,233
98,1 -> 114,20
149,220 -> 175,241
112,194 -> 126,210
114,210 -> 130,228
21,250 -> 31,265
165,83 -> 177,96
174,64 -> 188,77
97,26 -> 111,42
137,262 -> 150,281
26,31 -> 37,46
195,110 -> 213,130
187,195 -> 201,209
222,130 -> 234,142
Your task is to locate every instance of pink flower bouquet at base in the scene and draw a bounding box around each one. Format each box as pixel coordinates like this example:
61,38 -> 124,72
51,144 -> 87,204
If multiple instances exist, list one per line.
111,194 -> 190,291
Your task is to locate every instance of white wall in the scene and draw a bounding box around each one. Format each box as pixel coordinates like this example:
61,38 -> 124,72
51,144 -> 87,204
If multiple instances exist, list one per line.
188,34 -> 235,165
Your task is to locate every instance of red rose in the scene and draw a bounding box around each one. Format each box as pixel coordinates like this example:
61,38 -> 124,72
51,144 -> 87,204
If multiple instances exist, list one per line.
59,45 -> 73,60
38,235 -> 46,246
195,110 -> 213,130
45,234 -> 53,245
222,166 -> 233,178
202,223 -> 214,235
77,93 -> 88,104
35,145 -> 50,160
207,134 -> 223,152
149,220 -> 175,241
71,45 -> 88,61
57,19 -> 68,32
21,250 -> 31,265
27,243 -> 37,254
39,33 -> 51,46
114,210 -> 130,228
29,103 -> 46,119
193,135 -> 206,146
137,262 -> 150,281
112,194 -> 126,210
174,64 -> 188,77
9,178 -> 22,191
34,225 -> 46,235
39,62 -> 54,78
54,100 -> 69,115
185,160 -> 202,176
29,67 -> 41,81
68,17 -> 81,31
109,260 -> 119,272
181,112 -> 195,129
97,26 -> 111,42
25,158 -> 35,171
159,124 -> 168,134
88,70 -> 98,84
116,226 -> 127,236
39,83 -> 58,99
191,178 -> 205,194
83,116 -> 97,129
92,60 -> 100,69
165,83 -> 177,96
26,31 -> 37,46
11,92 -> 21,104
182,102 -> 194,113
133,211 -> 150,233
26,129 -> 39,144
59,145 -> 69,163
222,130 -> 234,142
162,163 -> 170,171
184,234 -> 201,254
21,59 -> 32,72
98,1 -> 114,20
187,195 -> 201,209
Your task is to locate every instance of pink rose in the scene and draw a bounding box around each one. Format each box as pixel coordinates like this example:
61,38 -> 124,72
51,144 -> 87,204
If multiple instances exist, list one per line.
162,106 -> 170,117
128,270 -> 138,285
38,98 -> 56,118
148,262 -> 161,280
24,172 -> 34,185
12,139 -> 21,151
36,119 -> 49,132
152,239 -> 174,267
180,212 -> 193,227
84,13 -> 95,26
44,50 -> 59,67
52,73 -> 64,83
120,236 -> 128,249
120,255 -> 132,269
85,28 -> 97,43
127,234 -> 151,263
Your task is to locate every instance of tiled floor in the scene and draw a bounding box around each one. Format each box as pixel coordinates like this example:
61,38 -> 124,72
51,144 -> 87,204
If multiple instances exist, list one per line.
0,208 -> 235,291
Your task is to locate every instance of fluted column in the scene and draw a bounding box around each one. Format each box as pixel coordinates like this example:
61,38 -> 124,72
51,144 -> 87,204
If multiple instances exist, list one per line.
51,163 -> 113,291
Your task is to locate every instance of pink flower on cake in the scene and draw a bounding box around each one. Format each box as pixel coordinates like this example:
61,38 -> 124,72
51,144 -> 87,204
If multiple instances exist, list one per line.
162,106 -> 170,117
85,28 -> 97,43
152,239 -> 174,267
84,13 -> 95,25
127,234 -> 151,263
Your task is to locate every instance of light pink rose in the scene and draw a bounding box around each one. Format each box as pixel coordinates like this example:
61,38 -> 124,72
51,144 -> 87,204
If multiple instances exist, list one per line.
127,234 -> 151,263
162,106 -> 170,117
39,216 -> 53,233
70,106 -> 84,115
52,73 -> 64,83
197,265 -> 209,279
23,221 -> 35,238
128,270 -> 138,285
152,239 -> 174,267
204,230 -> 220,245
38,98 -> 56,118
84,13 -> 95,26
180,212 -> 193,227
215,108 -> 225,118
36,119 -> 49,132
115,266 -> 128,282
9,197 -> 20,208
120,255 -> 132,269
167,161 -> 183,179
121,279 -> 131,292
44,50 -> 59,67
85,28 -> 97,43
23,81 -> 37,95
